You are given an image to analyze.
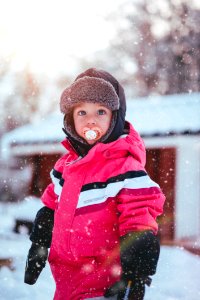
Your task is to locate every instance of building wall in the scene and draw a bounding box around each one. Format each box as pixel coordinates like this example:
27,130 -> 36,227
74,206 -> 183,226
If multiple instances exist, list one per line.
146,148 -> 176,241
27,154 -> 61,196
175,138 -> 200,239
25,147 -> 176,241
145,135 -> 200,241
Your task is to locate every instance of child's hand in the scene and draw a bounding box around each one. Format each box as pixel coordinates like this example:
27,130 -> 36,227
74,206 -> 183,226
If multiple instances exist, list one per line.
104,276 -> 151,300
105,230 -> 159,299
24,243 -> 48,285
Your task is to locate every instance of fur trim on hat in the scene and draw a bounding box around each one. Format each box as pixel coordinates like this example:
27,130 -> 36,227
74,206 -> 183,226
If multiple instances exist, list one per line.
60,76 -> 119,114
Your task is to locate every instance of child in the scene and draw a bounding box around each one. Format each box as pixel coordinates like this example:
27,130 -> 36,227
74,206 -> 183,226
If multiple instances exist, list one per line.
24,68 -> 165,300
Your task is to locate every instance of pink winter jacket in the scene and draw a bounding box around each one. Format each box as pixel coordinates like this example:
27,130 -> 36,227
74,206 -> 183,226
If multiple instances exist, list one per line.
41,122 -> 165,300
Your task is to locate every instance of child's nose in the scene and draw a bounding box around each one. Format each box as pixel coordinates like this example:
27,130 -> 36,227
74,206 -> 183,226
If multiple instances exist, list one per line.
87,116 -> 96,125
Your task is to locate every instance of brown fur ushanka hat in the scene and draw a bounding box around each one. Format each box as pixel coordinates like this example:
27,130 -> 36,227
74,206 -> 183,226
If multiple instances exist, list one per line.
60,76 -> 120,114
60,68 -> 126,149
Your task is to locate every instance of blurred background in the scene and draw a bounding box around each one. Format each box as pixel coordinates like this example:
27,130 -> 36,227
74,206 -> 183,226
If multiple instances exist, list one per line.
0,0 -> 200,299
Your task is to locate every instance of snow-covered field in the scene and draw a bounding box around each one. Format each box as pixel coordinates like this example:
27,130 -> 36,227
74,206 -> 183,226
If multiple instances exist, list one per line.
0,199 -> 200,300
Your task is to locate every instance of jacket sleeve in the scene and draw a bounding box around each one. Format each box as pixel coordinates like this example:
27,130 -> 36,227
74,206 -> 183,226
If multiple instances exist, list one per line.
117,171 -> 165,236
41,183 -> 58,210
41,154 -> 68,210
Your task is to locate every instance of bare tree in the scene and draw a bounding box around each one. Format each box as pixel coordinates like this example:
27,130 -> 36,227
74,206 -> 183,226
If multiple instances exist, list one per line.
0,60 -> 73,134
1,68 -> 41,131
87,0 -> 200,97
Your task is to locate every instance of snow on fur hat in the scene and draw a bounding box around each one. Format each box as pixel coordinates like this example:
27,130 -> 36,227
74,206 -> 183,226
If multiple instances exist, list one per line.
60,76 -> 120,114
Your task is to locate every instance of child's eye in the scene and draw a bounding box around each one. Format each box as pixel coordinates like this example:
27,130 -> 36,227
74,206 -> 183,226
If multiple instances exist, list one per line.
98,109 -> 106,115
78,110 -> 86,116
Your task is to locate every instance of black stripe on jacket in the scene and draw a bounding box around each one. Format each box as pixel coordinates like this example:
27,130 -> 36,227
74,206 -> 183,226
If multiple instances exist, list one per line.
53,169 -> 65,187
81,170 -> 147,192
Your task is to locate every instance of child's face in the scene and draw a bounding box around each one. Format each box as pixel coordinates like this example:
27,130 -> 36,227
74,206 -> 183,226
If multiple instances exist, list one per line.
73,102 -> 112,144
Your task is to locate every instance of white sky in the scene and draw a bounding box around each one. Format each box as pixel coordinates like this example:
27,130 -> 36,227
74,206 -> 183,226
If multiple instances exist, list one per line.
0,0 -> 123,76
1,0 -> 200,77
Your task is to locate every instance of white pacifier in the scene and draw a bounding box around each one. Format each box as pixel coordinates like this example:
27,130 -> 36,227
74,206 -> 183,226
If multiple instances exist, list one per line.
83,127 -> 102,141
85,130 -> 97,140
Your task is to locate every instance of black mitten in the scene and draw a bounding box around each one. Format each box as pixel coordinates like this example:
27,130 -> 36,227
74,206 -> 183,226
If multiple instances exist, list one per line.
24,206 -> 54,285
24,243 -> 48,285
104,276 -> 149,300
30,206 -> 55,247
104,231 -> 160,300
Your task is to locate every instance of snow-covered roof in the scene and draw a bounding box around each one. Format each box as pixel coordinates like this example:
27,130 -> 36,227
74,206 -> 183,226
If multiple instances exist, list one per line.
126,92 -> 200,136
1,93 -> 200,157
3,112 -> 65,144
1,112 -> 65,158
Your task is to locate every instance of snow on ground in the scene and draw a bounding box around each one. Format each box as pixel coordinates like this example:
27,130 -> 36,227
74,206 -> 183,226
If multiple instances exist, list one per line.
0,199 -> 200,300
